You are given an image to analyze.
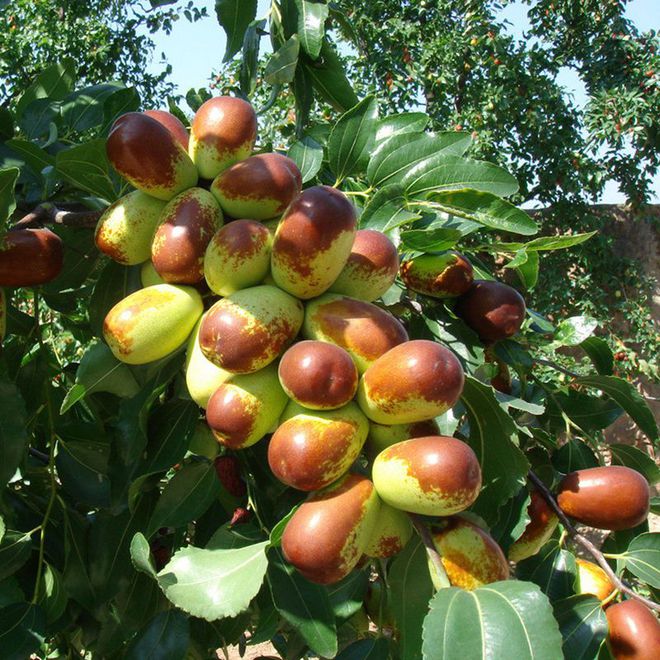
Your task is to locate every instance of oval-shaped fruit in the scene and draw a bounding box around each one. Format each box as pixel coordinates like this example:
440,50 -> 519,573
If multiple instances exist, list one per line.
366,419 -> 440,459
556,466 -> 650,531
103,284 -> 203,364
508,489 -> 559,562
576,559 -> 615,601
606,600 -> 660,660
0,228 -> 64,286
268,401 -> 368,491
206,363 -> 288,449
0,288 -> 6,341
363,503 -> 412,558
278,340 -> 358,410
455,279 -> 526,343
188,422 -> 220,459
357,339 -> 464,424
372,436 -> 481,516
106,112 -> 198,200
151,187 -> 223,284
204,219 -> 272,296
199,285 -> 304,373
140,261 -> 165,287
303,293 -> 408,374
271,186 -> 357,299
95,191 -> 166,265
282,474 -> 381,584
329,229 -> 399,302
431,518 -> 509,590
211,153 -> 301,220
144,109 -> 189,150
400,251 -> 473,298
189,96 -> 257,179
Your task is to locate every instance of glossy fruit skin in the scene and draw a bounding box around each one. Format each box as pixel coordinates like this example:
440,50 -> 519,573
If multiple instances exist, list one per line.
211,153 -> 301,220
606,600 -> 660,660
204,219 -> 272,296
508,489 -> 559,562
0,228 -> 64,286
303,293 -> 408,374
328,229 -> 399,302
106,112 -> 198,200
282,474 -> 382,584
151,187 -> 223,284
357,339 -> 464,424
278,340 -> 358,410
199,285 -> 304,374
556,466 -> 650,530
140,261 -> 165,287
268,401 -> 368,491
189,96 -> 257,179
366,419 -> 440,459
431,518 -> 509,590
363,503 -> 412,558
400,251 -> 474,298
455,280 -> 526,343
576,559 -> 614,601
372,436 -> 481,516
143,109 -> 189,150
103,284 -> 203,365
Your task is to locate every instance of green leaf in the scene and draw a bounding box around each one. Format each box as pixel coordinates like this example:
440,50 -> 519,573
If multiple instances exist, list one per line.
492,231 -> 597,253
0,603 -> 46,660
36,564 -> 67,624
295,0 -> 329,59
264,35 -> 300,85
5,140 -> 54,177
490,487 -> 531,554
546,392 -> 622,434
15,59 -> 76,118
622,533 -> 660,588
375,112 -> 429,143
125,610 -> 190,660
61,82 -> 125,133
63,512 -> 96,609
422,581 -> 563,660
130,532 -> 157,578
552,316 -> 598,347
0,167 -> 19,230
551,439 -> 599,473
553,595 -> 608,660
610,444 -> 660,485
215,0 -> 258,62
0,532 -> 32,581
579,337 -> 613,376
288,136 -> 323,183
516,250 -> 539,289
360,184 -> 419,233
0,375 -> 29,490
101,86 -> 141,135
400,227 -> 462,252
158,541 -> 269,620
327,569 -> 369,620
337,638 -> 390,659
17,98 -> 59,139
55,139 -> 118,201
240,19 -> 266,96
516,540 -> 577,602
504,249 -> 529,269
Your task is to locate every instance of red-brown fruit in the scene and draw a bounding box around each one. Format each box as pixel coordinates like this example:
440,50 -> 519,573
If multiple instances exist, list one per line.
400,251 -> 474,298
0,228 -> 64,286
606,600 -> 660,660
508,489 -> 558,562
213,455 -> 247,498
144,109 -> 189,150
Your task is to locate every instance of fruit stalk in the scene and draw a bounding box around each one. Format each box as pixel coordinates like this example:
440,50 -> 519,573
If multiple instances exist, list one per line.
408,513 -> 451,590
13,202 -> 103,229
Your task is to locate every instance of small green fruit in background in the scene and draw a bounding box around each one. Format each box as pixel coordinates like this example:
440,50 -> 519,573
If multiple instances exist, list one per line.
140,260 -> 165,288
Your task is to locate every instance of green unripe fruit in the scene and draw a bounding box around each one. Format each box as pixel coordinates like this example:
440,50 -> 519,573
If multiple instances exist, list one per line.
400,251 -> 474,298
188,422 -> 220,459
366,418 -> 440,460
140,261 -> 165,287
363,503 -> 413,558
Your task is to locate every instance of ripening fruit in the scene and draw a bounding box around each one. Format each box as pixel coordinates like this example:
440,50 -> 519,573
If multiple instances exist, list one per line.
103,284 -> 202,364
0,228 -> 64,287
400,251 -> 474,298
576,559 -> 615,601
144,109 -> 189,150
282,474 -> 381,584
106,112 -> 198,200
431,518 -> 509,590
278,340 -> 358,410
0,288 -> 6,341
366,419 -> 440,459
372,436 -> 481,516
328,229 -> 399,302
303,293 -> 408,373
211,153 -> 301,220
151,187 -> 223,284
357,340 -> 464,424
455,280 -> 526,342
199,285 -> 303,373
268,401 -> 368,491
508,489 -> 559,562
606,600 -> 660,660
206,363 -> 288,450
363,503 -> 413,558
140,261 -> 165,287
189,96 -> 257,180
204,219 -> 272,296
556,466 -> 650,530
271,186 -> 357,299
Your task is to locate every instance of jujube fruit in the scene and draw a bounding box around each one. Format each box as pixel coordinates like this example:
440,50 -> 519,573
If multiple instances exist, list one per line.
400,251 -> 474,298
508,489 -> 559,562
576,559 -> 614,601
144,109 -> 189,150
366,418 -> 440,460
363,503 -> 412,558
606,599 -> 660,660
0,227 -> 63,287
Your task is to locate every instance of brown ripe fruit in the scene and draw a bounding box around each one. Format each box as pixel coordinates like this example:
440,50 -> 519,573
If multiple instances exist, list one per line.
0,228 -> 64,286
556,466 -> 650,531
143,109 -> 189,150
455,280 -> 526,343
278,340 -> 358,410
213,455 -> 247,498
508,489 -> 559,562
400,251 -> 474,298
576,559 -> 615,601
606,600 -> 660,660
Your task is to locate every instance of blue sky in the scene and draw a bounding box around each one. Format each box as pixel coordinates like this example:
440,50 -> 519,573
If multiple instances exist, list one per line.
146,0 -> 659,203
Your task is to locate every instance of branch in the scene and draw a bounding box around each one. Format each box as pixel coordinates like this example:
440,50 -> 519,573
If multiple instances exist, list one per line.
409,513 -> 451,589
527,470 -> 660,612
12,203 -> 103,230
534,358 -> 582,379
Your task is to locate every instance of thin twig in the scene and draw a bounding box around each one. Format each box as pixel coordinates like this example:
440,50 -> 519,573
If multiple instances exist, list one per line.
12,203 -> 102,230
534,358 -> 582,379
527,470 -> 660,612
29,447 -> 49,464
409,513 -> 451,589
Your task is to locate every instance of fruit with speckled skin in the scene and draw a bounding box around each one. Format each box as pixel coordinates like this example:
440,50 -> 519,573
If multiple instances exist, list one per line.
0,288 -> 5,341
576,559 -> 614,601
106,112 -> 198,200
372,436 -> 481,516
455,280 -> 526,343
211,153 -> 301,220
303,293 -> 408,374
400,251 -> 473,298
329,229 -> 399,301
0,228 -> 64,287
357,339 -> 464,424
185,315 -> 231,409
206,362 -> 288,449
282,473 -> 382,584
278,340 -> 358,410
363,503 -> 412,558
140,261 -> 165,287
104,284 -> 202,364
556,466 -> 650,530
508,489 -> 558,562
606,600 -> 660,660
204,219 -> 272,296
268,401 -> 368,491
199,285 -> 303,374
366,419 -> 440,460
271,186 -> 357,299
189,96 -> 257,179
151,188 -> 223,284
431,518 -> 509,590
144,109 -> 189,150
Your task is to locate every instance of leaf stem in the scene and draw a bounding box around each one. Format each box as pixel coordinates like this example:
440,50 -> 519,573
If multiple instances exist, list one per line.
408,514 -> 451,590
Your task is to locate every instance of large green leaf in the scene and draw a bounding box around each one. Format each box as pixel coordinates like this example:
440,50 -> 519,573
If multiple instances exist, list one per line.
5,141 -> 54,178
264,35 -> 300,85
375,112 -> 429,143
359,184 -> 419,233
621,533 -> 660,588
490,231 -> 597,253
55,139 -> 118,201
546,391 -> 622,434
610,444 -> 660,484
0,532 -> 32,581
553,595 -> 608,660
579,337 -> 613,376
15,59 -> 76,117
63,512 -> 97,609
240,19 -> 266,95
288,135 -> 323,183
550,438 -> 599,473
215,0 -> 258,62
421,581 -> 563,660
399,227 -> 462,252
0,167 -> 19,230
125,609 -> 190,660
303,41 -> 359,112
61,83 -> 125,133
490,487 -> 531,554
516,540 -> 577,602
337,638 -> 390,659
327,569 -> 369,620
0,603 -> 46,660
295,0 -> 329,59
0,375 -> 29,491
552,316 -> 598,347
101,86 -> 141,134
